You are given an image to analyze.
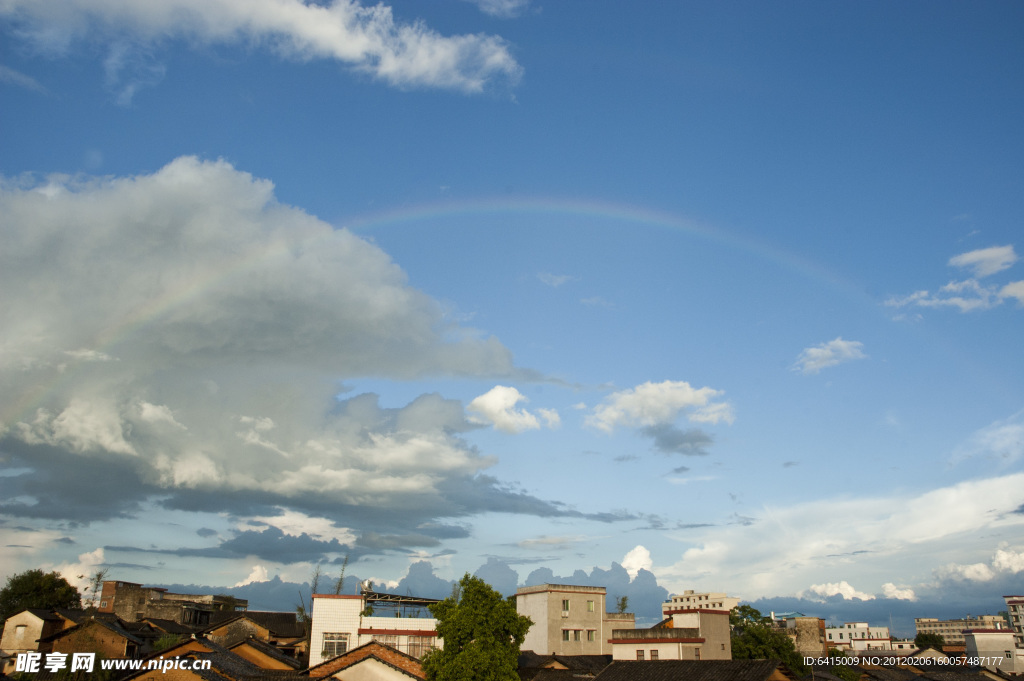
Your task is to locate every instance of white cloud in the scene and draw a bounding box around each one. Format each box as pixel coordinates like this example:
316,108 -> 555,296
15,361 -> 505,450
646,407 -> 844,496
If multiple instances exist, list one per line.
0,158 -> 519,518
803,581 -> 874,601
518,535 -> 587,550
463,0 -> 530,18
886,246 -> 1023,314
467,385 -> 558,433
1001,281 -> 1024,305
881,583 -> 916,600
622,545 -> 653,578
234,565 -> 269,587
792,337 -> 866,375
1,0 -> 521,93
586,380 -> 734,433
53,548 -> 106,595
949,245 -> 1018,278
938,547 -> 1024,582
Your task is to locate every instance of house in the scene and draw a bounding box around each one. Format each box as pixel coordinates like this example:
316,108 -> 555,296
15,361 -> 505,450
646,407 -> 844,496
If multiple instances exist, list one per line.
203,610 -> 306,659
124,643 -> 300,681
516,584 -> 635,656
40,617 -> 157,659
518,651 -> 613,680
662,591 -> 740,618
306,640 -> 425,680
309,589 -> 442,666
590,659 -> 797,681
0,609 -> 70,674
608,608 -> 730,661
228,636 -> 304,670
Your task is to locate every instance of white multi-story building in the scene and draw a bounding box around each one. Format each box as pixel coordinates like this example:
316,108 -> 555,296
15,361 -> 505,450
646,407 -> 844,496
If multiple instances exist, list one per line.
825,622 -> 892,651
1006,595 -> 1024,649
965,629 -> 1024,675
609,609 -> 731,661
662,590 -> 739,617
309,593 -> 441,666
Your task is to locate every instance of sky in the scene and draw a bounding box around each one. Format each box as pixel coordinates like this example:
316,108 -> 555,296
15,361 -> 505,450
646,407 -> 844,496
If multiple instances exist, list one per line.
1,0 -> 1023,630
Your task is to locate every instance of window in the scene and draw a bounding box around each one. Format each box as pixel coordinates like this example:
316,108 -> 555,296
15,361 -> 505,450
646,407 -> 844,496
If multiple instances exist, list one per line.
323,633 -> 349,658
574,630 -> 581,641
373,634 -> 398,648
637,651 -> 644,660
587,600 -> 595,612
587,630 -> 596,642
650,650 -> 659,660
562,599 -> 570,610
408,636 -> 435,659
695,648 -> 701,660
562,630 -> 570,642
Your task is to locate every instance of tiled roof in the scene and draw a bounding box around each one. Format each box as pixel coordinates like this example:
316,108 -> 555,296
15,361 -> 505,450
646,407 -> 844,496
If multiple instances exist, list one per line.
305,641 -> 424,680
546,655 -> 613,674
229,636 -> 303,669
593,659 -> 788,681
143,617 -> 198,635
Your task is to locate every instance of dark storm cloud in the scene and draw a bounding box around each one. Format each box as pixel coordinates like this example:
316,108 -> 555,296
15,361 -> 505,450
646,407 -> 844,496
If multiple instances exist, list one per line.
639,424 -> 713,456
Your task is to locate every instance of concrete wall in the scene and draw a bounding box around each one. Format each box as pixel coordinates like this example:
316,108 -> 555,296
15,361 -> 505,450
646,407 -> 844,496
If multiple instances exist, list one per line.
516,584 -> 607,655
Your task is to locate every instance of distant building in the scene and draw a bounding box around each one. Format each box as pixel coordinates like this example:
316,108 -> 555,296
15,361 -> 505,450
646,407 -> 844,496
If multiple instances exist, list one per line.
609,608 -> 731,661
914,615 -> 1007,645
1006,595 -> 1024,649
516,584 -> 634,656
661,590 -> 739,617
825,622 -> 891,651
98,581 -> 247,626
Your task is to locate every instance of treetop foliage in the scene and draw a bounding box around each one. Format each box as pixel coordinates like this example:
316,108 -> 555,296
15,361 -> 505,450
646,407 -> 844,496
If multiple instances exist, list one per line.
729,605 -> 807,675
422,574 -> 532,681
0,569 -> 82,621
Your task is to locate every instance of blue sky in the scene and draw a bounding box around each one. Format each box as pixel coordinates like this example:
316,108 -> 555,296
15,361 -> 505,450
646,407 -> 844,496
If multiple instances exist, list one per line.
1,0 -> 1023,623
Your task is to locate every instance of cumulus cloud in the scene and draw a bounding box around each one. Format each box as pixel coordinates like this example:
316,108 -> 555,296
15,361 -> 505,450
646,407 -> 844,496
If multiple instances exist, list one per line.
234,564 -> 269,587
792,337 -> 866,375
622,545 -> 653,578
54,547 -> 107,594
949,245 -> 1018,278
467,385 -> 557,433
1,0 -> 521,93
0,158 -> 616,553
881,583 -> 916,601
586,380 -> 734,433
936,547 -> 1024,582
803,580 -> 874,601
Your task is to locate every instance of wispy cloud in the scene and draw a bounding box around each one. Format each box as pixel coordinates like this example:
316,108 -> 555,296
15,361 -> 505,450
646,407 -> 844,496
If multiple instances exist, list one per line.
792,337 -> 866,375
463,0 -> 530,18
537,272 -> 575,287
1,0 -> 522,93
0,65 -> 49,94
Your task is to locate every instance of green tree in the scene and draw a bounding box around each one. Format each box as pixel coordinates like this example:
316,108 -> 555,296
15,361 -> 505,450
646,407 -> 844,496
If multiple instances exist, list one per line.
0,569 -> 82,621
615,596 -> 628,614
422,574 -> 532,681
729,605 -> 807,675
914,632 -> 944,649
828,648 -> 860,681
